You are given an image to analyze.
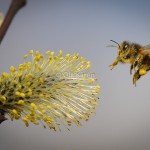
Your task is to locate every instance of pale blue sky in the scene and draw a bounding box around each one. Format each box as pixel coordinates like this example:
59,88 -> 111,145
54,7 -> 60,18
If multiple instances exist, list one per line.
0,0 -> 150,150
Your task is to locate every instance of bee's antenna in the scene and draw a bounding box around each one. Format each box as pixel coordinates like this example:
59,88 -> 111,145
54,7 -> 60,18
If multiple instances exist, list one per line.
110,40 -> 120,48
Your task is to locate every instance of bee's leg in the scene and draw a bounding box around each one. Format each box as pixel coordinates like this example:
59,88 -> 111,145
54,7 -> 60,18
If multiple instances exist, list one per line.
133,70 -> 141,86
130,65 -> 133,75
133,61 -> 138,71
130,61 -> 138,75
109,58 -> 119,70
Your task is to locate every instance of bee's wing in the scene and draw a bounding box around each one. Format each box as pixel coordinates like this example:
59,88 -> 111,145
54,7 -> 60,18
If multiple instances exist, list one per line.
141,45 -> 150,56
144,44 -> 150,50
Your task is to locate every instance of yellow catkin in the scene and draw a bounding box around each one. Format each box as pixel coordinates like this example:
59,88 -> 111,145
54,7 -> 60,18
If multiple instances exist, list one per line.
0,50 -> 99,130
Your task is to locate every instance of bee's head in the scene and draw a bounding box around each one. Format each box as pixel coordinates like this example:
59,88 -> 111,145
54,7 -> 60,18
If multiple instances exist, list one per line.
110,40 -> 131,63
119,41 -> 133,62
119,41 -> 130,52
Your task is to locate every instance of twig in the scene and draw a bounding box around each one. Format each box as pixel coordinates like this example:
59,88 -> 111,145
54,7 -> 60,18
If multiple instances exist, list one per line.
0,0 -> 26,44
0,112 -> 7,124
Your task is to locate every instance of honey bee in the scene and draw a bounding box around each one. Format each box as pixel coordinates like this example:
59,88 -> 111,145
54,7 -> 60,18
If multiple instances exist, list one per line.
108,40 -> 150,85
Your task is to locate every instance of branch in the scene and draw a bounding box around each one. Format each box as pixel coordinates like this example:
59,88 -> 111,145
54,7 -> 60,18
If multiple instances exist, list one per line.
0,0 -> 27,44
0,112 -> 7,124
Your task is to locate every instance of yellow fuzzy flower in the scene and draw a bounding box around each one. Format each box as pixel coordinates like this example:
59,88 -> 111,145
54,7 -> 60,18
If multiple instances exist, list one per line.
0,50 -> 100,130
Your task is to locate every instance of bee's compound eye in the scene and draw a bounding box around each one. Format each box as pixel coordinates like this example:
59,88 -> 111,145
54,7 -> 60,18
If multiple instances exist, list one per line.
125,44 -> 128,49
123,44 -> 128,50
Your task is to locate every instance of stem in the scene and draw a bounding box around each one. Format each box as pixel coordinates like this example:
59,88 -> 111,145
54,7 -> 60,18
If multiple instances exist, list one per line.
0,0 -> 27,44
0,0 -> 27,123
0,112 -> 7,124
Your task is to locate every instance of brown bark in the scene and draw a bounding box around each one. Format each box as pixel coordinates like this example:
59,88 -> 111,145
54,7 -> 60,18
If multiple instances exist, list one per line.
0,0 -> 26,44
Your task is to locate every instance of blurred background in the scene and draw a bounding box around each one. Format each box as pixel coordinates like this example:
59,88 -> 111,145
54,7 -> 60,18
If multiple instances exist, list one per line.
0,0 -> 150,150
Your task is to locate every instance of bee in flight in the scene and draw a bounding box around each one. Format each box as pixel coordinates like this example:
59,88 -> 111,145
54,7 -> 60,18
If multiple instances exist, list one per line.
108,40 -> 150,86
